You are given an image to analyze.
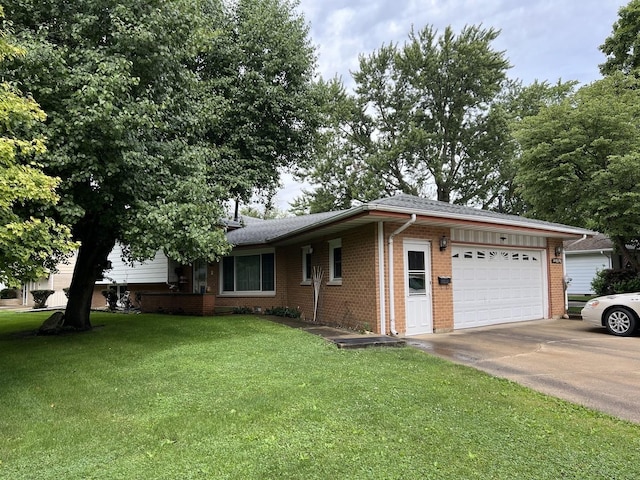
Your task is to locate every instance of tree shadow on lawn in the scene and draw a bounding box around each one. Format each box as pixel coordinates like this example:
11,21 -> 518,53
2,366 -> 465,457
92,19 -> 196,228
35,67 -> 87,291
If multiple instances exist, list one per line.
0,313 -> 295,386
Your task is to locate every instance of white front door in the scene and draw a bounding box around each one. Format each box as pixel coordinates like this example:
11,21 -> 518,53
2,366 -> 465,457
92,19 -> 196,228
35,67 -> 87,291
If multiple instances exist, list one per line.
404,241 -> 433,335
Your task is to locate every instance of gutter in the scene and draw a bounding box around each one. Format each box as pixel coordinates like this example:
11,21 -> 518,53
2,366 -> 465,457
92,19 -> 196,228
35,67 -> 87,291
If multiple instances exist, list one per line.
364,204 -> 594,237
388,214 -> 416,335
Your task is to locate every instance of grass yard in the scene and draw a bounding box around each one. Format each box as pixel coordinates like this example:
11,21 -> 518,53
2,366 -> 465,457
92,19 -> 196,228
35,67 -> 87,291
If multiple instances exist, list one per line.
1,311 -> 639,479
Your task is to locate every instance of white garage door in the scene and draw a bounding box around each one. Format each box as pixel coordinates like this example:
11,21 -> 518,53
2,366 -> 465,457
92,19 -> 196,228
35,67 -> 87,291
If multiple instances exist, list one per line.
452,246 -> 546,329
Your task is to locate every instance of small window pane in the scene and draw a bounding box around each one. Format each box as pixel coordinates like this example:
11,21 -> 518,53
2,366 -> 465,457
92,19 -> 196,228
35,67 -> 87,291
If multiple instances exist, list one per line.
305,252 -> 312,280
262,253 -> 275,291
236,255 -> 261,291
408,251 -> 425,271
333,247 -> 342,279
408,273 -> 426,294
222,257 -> 234,291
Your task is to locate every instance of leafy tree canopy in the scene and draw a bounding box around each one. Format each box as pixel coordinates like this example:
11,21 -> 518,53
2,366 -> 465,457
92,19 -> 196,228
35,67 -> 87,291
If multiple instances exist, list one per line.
0,6 -> 75,286
600,0 -> 640,76
294,24 -> 513,213
515,73 -> 640,269
2,0 -> 320,328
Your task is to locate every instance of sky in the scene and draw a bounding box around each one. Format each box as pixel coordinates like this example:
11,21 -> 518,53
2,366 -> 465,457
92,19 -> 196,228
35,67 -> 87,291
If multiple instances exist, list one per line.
270,0 -> 628,211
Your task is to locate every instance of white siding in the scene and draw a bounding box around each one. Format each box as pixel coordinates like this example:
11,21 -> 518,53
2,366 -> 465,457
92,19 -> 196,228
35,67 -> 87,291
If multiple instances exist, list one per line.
451,229 -> 546,248
23,251 -> 77,307
98,244 -> 169,285
565,252 -> 611,295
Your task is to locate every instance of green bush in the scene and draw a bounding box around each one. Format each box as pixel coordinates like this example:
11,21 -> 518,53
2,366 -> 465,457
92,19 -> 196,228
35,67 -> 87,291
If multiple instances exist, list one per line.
232,306 -> 254,314
0,288 -> 18,299
101,288 -> 118,310
31,289 -> 55,309
591,269 -> 640,296
265,306 -> 301,318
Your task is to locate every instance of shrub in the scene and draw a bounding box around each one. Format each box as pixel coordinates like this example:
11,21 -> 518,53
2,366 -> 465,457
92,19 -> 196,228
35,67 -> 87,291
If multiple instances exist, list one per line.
232,306 -> 254,314
102,288 -> 118,310
31,289 -> 55,309
592,269 -> 640,296
0,288 -> 18,299
265,306 -> 301,318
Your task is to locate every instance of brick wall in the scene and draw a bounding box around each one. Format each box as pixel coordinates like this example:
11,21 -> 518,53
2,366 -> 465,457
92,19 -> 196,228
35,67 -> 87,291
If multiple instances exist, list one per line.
547,238 -> 567,319
91,283 -> 170,309
212,225 -> 381,332
140,292 -> 215,316
282,224 -> 380,332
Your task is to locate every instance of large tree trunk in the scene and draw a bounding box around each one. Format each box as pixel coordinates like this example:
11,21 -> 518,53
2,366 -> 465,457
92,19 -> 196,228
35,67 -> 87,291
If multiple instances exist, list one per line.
613,235 -> 640,272
65,232 -> 116,330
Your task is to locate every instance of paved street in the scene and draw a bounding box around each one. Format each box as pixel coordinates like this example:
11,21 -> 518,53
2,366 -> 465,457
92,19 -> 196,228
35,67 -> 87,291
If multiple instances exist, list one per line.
407,319 -> 640,424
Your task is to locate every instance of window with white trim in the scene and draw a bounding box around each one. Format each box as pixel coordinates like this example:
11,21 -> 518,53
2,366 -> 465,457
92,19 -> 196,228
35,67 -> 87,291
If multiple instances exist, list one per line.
220,250 -> 275,295
301,245 -> 312,284
329,238 -> 342,284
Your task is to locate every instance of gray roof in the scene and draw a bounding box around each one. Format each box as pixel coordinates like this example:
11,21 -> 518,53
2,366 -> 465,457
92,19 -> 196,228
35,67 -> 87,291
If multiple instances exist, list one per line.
226,210 -> 346,245
564,233 -> 613,252
227,194 -> 594,246
369,195 -> 588,232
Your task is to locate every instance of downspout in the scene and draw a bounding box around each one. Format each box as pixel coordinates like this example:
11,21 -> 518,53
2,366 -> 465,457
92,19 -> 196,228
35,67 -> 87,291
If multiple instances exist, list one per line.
377,222 -> 386,336
388,214 -> 417,335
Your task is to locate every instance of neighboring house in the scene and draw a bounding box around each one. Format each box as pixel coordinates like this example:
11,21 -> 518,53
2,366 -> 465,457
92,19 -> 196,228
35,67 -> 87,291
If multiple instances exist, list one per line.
563,233 -> 623,295
22,251 -> 77,308
94,194 -> 593,336
93,243 -> 183,308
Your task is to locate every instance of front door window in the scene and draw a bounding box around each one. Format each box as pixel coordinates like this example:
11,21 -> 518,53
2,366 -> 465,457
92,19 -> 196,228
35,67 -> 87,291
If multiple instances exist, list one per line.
407,250 -> 427,295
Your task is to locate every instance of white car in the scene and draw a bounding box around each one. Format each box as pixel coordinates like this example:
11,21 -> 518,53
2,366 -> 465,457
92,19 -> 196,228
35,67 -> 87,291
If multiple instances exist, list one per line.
581,293 -> 640,336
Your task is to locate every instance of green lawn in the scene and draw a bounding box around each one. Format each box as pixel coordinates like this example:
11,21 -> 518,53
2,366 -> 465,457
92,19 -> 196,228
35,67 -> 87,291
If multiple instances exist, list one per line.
1,311 -> 639,479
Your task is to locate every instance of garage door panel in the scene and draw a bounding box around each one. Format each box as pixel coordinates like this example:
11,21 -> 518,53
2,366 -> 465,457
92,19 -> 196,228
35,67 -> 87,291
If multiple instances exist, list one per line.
452,246 -> 546,329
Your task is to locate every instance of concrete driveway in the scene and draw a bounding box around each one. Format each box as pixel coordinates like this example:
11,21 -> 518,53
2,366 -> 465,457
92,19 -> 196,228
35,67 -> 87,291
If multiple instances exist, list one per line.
406,319 -> 640,424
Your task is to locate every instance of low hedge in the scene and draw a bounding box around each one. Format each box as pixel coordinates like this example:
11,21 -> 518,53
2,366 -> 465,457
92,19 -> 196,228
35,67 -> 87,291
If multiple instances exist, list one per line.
0,288 -> 18,299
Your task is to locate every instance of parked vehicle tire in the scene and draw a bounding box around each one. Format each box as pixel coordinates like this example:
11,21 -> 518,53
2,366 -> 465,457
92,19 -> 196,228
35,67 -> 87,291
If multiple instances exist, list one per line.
604,307 -> 636,336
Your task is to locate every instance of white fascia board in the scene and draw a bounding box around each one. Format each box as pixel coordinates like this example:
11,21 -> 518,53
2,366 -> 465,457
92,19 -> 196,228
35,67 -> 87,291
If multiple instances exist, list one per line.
363,205 -> 594,237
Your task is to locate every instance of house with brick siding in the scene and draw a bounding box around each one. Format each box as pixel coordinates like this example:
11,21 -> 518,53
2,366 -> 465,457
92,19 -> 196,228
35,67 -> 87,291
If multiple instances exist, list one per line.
93,194 -> 593,335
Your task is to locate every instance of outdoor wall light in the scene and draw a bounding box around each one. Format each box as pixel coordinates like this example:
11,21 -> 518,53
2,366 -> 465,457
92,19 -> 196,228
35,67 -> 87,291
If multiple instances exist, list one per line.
439,235 -> 448,251
555,245 -> 563,257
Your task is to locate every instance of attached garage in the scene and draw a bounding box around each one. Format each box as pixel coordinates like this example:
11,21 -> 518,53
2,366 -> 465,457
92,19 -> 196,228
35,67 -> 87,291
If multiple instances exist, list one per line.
452,245 -> 547,329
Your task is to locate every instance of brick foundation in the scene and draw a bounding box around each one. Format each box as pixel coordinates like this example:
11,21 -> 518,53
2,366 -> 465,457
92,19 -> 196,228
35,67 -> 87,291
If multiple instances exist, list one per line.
140,292 -> 215,316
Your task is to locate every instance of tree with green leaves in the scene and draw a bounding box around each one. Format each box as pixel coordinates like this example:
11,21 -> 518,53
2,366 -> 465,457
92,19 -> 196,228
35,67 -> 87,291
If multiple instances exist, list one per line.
600,0 -> 640,76
295,25 -> 512,212
515,73 -> 640,270
0,6 -> 75,286
2,0 -> 320,329
492,79 -> 577,215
